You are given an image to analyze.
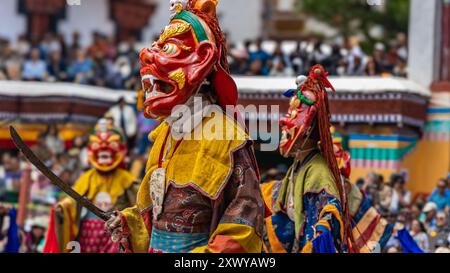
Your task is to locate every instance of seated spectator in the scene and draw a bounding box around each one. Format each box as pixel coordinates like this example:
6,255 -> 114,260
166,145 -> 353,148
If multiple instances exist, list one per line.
248,38 -> 270,76
229,47 -> 249,75
410,219 -> 430,252
22,48 -> 47,81
4,59 -> 22,81
67,48 -> 93,84
246,59 -> 264,76
389,174 -> 411,214
47,50 -> 67,82
428,178 -> 450,212
421,202 -> 438,232
429,211 -> 450,252
269,58 -> 294,77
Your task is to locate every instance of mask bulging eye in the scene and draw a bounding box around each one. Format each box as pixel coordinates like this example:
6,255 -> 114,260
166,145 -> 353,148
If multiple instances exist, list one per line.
162,43 -> 180,56
90,142 -> 100,150
109,142 -> 119,150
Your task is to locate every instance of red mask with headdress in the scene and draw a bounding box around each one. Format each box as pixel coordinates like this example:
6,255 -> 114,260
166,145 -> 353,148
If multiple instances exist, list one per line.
279,65 -> 354,249
87,121 -> 127,173
140,0 -> 237,119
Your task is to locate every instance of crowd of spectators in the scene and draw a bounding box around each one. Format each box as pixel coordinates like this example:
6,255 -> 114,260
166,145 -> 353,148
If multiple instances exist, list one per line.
0,32 -> 142,90
228,33 -> 408,78
0,31 -> 409,91
261,168 -> 450,253
356,173 -> 450,253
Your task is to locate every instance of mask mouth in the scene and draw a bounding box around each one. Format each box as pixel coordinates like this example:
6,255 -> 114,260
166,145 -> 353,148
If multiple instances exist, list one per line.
142,74 -> 176,100
97,151 -> 113,165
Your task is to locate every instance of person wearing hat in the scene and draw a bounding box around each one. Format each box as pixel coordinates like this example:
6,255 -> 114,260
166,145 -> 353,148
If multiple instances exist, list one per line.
421,202 -> 438,233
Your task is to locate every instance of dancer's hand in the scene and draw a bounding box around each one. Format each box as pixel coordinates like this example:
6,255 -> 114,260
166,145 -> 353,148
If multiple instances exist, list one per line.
105,211 -> 125,243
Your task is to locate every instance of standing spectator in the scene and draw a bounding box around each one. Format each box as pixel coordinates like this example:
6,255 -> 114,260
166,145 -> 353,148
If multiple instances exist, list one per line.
410,219 -> 430,252
107,97 -> 137,149
428,179 -> 450,212
22,48 -> 47,81
389,174 -> 411,213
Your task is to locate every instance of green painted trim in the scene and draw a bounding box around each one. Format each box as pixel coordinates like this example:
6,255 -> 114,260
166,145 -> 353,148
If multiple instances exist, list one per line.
173,10 -> 209,43
349,142 -> 416,161
297,91 -> 315,106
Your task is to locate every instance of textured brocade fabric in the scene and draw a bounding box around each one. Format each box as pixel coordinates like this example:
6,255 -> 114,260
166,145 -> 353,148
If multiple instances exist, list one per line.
266,186 -> 344,253
149,144 -> 265,252
153,187 -> 213,234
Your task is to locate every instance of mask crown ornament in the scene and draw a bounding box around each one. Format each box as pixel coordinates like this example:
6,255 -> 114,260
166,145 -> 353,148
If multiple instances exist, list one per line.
169,0 -> 190,19
140,0 -> 237,120
87,119 -> 127,173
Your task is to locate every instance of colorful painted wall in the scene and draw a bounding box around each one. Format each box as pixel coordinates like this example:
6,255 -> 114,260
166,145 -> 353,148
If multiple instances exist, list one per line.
349,92 -> 450,195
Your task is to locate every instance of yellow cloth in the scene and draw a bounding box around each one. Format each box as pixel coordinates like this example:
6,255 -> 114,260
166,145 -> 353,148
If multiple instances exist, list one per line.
122,111 -> 250,252
261,181 -> 288,253
137,111 -> 248,211
191,223 -> 262,253
57,168 -> 136,252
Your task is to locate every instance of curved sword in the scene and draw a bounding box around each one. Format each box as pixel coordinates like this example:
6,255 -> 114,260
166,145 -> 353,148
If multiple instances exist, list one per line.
9,126 -> 111,221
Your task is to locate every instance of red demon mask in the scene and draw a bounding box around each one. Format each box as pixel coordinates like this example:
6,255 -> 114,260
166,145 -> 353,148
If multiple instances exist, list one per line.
279,66 -> 336,158
87,122 -> 127,173
279,76 -> 318,158
140,0 -> 237,119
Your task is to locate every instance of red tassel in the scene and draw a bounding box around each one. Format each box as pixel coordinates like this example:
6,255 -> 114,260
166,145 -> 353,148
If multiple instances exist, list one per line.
43,207 -> 60,253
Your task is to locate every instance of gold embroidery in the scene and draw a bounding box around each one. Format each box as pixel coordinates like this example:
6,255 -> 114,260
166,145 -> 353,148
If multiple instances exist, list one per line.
157,22 -> 191,45
169,69 -> 186,89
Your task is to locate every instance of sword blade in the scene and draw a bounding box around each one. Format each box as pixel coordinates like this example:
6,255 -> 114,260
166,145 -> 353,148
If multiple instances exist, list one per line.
9,126 -> 110,221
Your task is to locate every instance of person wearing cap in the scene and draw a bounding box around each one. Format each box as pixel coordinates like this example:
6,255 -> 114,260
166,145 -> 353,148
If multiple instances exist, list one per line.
421,202 -> 438,233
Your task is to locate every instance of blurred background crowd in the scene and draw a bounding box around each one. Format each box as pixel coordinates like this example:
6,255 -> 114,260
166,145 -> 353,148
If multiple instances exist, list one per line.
1,118 -> 449,253
0,30 -> 408,91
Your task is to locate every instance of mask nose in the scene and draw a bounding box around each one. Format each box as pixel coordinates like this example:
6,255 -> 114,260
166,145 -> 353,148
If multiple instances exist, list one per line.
140,48 -> 155,66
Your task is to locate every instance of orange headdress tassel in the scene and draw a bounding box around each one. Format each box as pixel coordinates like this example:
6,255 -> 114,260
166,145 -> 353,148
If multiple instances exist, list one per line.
308,65 -> 354,250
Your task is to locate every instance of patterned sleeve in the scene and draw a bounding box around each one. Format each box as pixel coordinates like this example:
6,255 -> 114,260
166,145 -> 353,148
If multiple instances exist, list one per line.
191,145 -> 265,253
301,191 -> 344,252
